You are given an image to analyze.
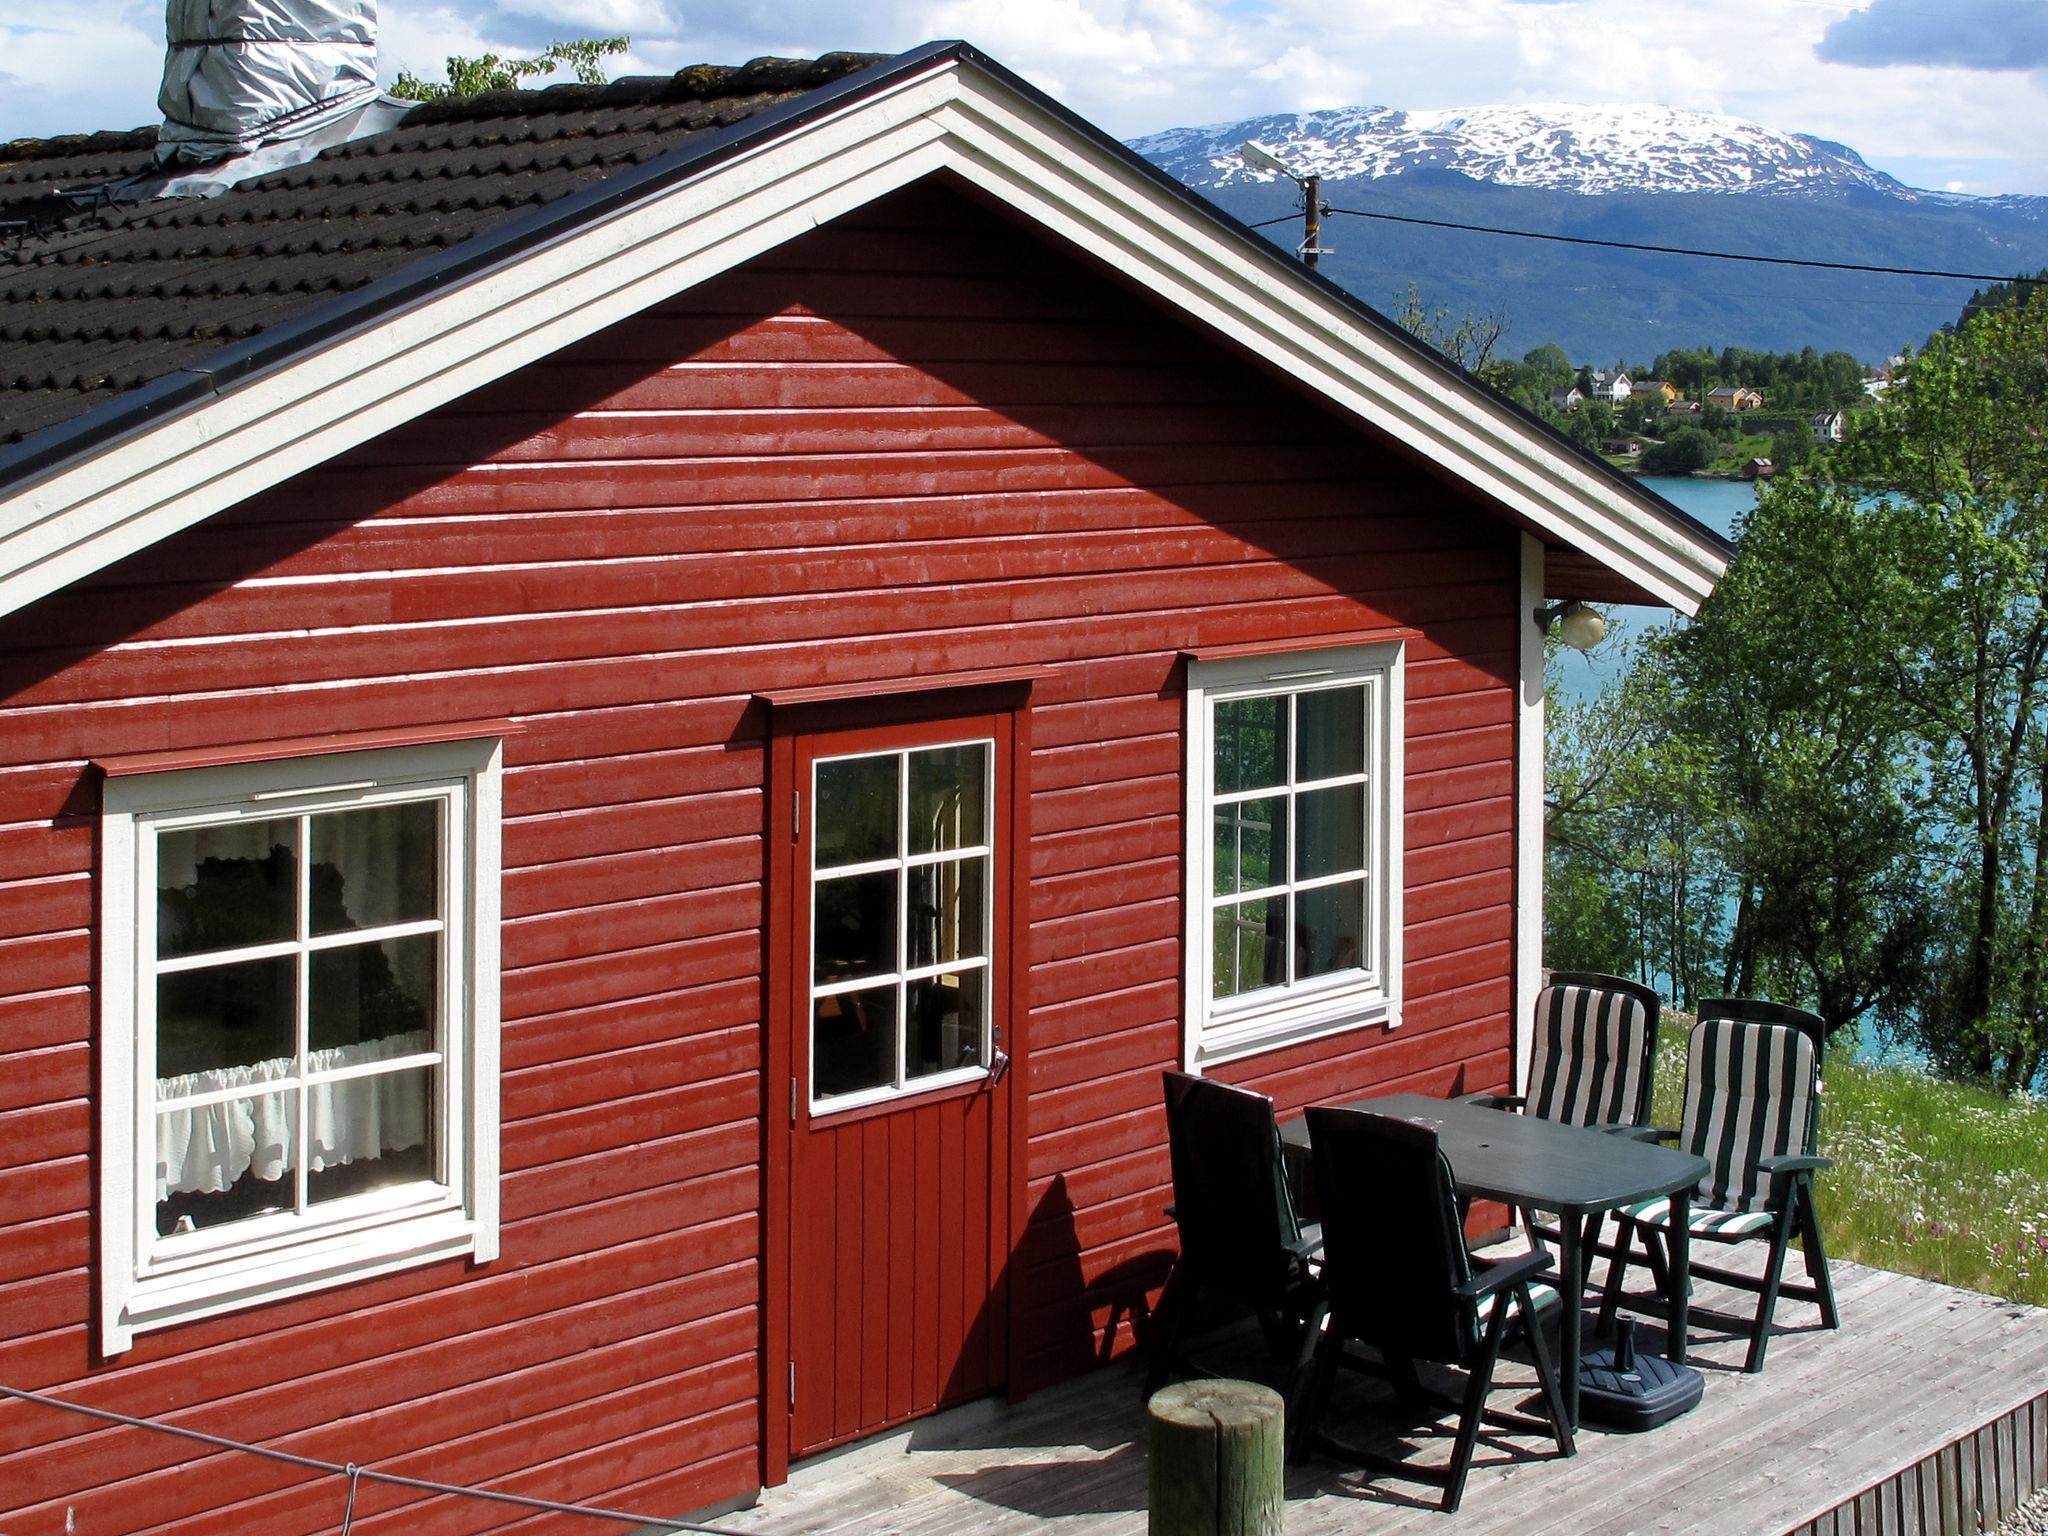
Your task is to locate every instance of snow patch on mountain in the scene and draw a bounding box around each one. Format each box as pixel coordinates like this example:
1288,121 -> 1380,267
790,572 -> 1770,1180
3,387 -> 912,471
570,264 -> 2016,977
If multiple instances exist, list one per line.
1132,102 -> 1924,201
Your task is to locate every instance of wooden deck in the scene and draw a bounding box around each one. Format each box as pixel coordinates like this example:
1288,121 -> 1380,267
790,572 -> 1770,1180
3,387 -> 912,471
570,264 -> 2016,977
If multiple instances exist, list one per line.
725,1254 -> 2048,1536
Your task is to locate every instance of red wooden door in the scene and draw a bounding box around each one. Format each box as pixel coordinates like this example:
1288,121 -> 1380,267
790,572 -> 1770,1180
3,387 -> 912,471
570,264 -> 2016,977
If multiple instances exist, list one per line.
783,711 -> 1016,1459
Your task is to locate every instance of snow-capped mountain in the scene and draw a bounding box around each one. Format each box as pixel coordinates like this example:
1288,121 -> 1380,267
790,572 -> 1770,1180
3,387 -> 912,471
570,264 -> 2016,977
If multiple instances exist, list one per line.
1125,100 -> 2048,363
1133,102 -> 1928,201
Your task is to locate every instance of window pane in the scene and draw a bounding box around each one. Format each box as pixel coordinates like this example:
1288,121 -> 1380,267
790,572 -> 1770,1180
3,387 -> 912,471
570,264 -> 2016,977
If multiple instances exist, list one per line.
1213,797 -> 1287,896
814,986 -> 898,1099
309,935 -> 438,1053
909,856 -> 987,968
309,802 -> 440,935
908,971 -> 984,1078
1297,880 -> 1366,980
908,743 -> 988,854
816,754 -> 899,867
156,955 -> 296,1078
1296,784 -> 1366,880
307,1064 -> 437,1208
814,870 -> 898,986
1214,695 -> 1288,795
157,819 -> 297,959
1213,896 -> 1287,1000
1295,686 -> 1366,781
156,1084 -> 299,1235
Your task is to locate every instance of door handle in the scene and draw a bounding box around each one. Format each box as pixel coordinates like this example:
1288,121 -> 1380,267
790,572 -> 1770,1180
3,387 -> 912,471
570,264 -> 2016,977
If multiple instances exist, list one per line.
987,1050 -> 1011,1087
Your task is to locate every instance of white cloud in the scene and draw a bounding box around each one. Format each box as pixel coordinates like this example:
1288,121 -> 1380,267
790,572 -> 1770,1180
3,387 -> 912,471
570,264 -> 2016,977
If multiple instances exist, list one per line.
3,0 -> 2043,195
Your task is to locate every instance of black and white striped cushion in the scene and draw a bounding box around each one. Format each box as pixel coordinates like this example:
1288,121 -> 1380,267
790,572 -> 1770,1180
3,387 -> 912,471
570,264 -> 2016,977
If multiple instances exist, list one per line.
1681,1018 -> 1818,1215
1527,982 -> 1654,1127
1620,1200 -> 1776,1239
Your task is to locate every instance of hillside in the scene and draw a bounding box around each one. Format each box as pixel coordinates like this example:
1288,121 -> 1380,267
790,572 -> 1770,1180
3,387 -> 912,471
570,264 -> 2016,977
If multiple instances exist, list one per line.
1131,105 -> 2048,363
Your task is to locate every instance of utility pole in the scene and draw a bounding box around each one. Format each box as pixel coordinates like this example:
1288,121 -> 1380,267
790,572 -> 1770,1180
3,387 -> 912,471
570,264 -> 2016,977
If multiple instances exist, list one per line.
1241,142 -> 1330,269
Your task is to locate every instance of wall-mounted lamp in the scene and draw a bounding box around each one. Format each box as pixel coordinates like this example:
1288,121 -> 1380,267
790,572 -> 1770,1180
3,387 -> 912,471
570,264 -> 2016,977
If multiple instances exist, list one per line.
1534,599 -> 1607,652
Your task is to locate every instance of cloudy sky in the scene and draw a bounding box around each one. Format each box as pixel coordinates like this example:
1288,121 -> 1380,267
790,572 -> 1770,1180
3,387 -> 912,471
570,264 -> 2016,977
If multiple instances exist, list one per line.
5,0 -> 2045,196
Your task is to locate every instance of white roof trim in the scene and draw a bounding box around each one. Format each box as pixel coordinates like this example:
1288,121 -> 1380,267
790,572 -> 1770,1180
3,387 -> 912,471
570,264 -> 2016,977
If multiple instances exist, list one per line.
0,54 -> 1727,620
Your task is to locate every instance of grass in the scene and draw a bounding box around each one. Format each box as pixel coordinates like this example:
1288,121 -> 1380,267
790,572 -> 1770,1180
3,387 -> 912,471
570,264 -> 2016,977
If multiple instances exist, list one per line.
1647,1023 -> 2048,1309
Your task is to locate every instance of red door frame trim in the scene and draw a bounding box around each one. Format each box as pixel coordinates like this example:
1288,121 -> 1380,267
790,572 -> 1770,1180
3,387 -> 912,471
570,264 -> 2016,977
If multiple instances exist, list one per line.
758,674 -> 1037,1485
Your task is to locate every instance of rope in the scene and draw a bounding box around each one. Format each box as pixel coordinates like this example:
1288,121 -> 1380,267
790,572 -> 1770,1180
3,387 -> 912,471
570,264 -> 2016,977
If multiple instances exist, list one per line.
0,1382 -> 759,1534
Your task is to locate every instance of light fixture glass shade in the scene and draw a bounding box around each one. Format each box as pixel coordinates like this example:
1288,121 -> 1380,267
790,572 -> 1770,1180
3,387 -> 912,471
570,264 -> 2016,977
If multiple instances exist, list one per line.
1556,603 -> 1607,651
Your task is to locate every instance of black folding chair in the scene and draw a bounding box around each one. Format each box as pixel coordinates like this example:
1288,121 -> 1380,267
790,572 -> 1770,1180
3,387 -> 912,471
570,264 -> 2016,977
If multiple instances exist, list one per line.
1599,1001 -> 1840,1372
1292,1105 -> 1574,1514
1147,1071 -> 1324,1402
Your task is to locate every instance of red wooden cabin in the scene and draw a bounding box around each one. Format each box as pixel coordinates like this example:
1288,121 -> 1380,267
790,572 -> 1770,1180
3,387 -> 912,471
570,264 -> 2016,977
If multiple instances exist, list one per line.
0,42 -> 1727,1533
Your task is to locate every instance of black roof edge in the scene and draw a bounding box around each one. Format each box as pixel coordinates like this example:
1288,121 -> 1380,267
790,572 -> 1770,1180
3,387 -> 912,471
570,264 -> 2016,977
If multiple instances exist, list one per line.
0,36 -> 1731,568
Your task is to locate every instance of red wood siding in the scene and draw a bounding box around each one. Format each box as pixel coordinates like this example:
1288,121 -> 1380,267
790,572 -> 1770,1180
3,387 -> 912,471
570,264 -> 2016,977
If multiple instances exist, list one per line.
0,175 -> 1519,1533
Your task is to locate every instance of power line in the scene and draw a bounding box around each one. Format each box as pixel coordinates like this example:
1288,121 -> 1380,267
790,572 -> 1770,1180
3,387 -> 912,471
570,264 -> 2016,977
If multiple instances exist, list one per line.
1317,202 -> 2043,286
0,1381 -> 756,1533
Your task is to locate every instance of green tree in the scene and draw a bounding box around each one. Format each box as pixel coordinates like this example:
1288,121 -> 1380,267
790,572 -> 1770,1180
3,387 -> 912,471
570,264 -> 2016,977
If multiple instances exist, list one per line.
1641,427 -> 1714,474
391,35 -> 628,100
1389,282 -> 1507,376
1831,289 -> 2048,1089
1665,475 -> 1932,1035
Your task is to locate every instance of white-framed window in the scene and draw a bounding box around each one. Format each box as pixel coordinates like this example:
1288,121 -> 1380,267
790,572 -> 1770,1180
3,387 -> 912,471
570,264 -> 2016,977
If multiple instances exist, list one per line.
807,737 -> 995,1113
1183,641 -> 1403,1068
97,737 -> 502,1354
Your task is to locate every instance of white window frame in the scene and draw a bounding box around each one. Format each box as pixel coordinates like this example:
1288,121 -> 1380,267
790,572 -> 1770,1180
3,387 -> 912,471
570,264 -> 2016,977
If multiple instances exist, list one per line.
98,737 -> 502,1355
806,737 -> 996,1116
1184,641 -> 1404,1069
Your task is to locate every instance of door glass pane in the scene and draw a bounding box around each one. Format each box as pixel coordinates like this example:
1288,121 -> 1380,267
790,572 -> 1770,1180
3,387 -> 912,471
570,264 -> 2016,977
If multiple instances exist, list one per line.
1214,695 -> 1288,795
1213,896 -> 1286,1000
1214,797 -> 1287,896
815,755 -> 899,867
157,818 -> 297,959
156,955 -> 296,1078
1298,880 -> 1366,980
309,802 -> 440,934
309,934 -> 438,1053
908,857 -> 987,968
814,870 -> 898,986
1295,686 -> 1366,782
1296,784 -> 1365,880
306,1064 -> 437,1207
908,971 -> 984,1078
156,1083 -> 299,1236
814,986 -> 898,1099
908,743 -> 988,854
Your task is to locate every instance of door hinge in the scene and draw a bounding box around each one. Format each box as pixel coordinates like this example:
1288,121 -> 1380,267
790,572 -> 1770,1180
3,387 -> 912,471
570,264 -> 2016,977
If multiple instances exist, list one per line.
792,787 -> 801,840
789,1075 -> 798,1125
789,1359 -> 797,1404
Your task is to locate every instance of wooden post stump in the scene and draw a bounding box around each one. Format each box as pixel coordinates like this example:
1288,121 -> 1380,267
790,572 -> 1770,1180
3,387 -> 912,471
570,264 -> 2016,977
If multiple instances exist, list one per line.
1147,1379 -> 1285,1536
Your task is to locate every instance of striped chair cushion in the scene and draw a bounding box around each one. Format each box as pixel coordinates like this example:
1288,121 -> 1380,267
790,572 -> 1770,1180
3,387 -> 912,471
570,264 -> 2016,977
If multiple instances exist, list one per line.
1474,1276 -> 1560,1329
1619,1199 -> 1777,1239
1680,1018 -> 1819,1215
1527,982 -> 1654,1127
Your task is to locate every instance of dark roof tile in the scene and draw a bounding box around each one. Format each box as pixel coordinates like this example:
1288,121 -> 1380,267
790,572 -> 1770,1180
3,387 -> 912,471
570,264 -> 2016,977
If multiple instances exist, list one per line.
0,51 -> 887,447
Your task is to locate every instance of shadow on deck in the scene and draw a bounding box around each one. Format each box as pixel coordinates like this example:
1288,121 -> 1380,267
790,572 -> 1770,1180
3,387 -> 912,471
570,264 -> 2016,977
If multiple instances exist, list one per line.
726,1254 -> 2048,1536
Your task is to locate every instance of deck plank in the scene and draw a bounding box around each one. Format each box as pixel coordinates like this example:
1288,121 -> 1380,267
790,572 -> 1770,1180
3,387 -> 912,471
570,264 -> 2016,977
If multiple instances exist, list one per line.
726,1258 -> 2048,1536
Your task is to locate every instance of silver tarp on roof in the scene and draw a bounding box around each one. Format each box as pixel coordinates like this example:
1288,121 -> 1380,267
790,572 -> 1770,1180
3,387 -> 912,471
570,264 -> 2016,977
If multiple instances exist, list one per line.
156,0 -> 383,165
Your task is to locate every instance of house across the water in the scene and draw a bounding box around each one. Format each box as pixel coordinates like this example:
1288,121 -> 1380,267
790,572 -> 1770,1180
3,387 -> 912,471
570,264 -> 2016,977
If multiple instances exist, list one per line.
0,25 -> 1728,1532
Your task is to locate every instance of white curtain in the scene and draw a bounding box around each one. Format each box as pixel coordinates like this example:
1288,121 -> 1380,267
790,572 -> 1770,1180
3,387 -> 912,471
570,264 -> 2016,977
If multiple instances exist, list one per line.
155,1031 -> 432,1200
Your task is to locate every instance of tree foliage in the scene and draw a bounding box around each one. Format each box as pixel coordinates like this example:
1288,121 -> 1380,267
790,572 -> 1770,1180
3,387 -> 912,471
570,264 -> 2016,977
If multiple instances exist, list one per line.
1548,287 -> 2048,1091
391,36 -> 629,100
1389,282 -> 1508,376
